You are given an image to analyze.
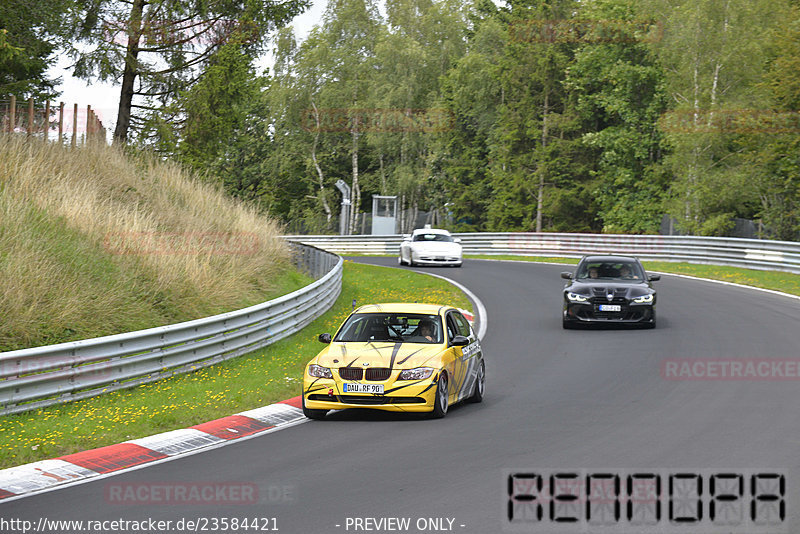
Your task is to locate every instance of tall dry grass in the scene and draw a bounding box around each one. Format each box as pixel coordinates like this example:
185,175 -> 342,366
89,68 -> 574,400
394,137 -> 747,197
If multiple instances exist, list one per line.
0,135 -> 294,351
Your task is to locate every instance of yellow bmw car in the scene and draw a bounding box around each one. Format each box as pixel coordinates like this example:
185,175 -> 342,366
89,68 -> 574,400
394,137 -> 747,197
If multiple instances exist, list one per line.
302,303 -> 485,419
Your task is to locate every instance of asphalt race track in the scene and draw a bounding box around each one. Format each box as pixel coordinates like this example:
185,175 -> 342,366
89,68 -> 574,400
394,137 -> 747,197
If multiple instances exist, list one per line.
3,257 -> 800,533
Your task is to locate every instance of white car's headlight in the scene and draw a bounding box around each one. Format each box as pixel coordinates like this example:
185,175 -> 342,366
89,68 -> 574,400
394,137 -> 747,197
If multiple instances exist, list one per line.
567,292 -> 589,302
308,364 -> 333,379
398,367 -> 435,380
632,294 -> 654,304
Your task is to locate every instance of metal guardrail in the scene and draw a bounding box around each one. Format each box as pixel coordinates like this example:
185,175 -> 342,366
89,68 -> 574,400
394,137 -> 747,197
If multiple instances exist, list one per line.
0,243 -> 342,415
284,232 -> 800,275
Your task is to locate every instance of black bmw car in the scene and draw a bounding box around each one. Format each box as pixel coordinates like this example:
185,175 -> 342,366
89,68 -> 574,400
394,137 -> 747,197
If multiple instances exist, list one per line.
561,255 -> 660,329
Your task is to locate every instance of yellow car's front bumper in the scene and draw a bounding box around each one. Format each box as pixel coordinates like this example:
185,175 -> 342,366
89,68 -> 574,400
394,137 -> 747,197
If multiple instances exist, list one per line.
303,374 -> 439,413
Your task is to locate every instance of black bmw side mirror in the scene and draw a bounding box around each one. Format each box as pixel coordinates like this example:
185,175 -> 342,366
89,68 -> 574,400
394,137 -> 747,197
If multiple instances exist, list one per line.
450,335 -> 469,346
561,271 -> 573,280
648,274 -> 661,281
318,333 -> 332,344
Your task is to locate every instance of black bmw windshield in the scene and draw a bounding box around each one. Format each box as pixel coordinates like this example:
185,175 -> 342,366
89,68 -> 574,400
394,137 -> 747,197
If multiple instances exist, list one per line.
576,261 -> 646,281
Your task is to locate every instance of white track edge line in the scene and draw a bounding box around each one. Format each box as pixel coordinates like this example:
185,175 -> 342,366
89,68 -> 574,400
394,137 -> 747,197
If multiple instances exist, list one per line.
368,263 -> 488,340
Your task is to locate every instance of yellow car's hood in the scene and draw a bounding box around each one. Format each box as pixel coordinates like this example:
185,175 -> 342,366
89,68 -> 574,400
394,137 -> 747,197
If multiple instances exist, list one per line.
315,342 -> 444,369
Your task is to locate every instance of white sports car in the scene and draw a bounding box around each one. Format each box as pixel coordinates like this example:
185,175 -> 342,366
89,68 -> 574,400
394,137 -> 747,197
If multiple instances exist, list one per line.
398,227 -> 463,267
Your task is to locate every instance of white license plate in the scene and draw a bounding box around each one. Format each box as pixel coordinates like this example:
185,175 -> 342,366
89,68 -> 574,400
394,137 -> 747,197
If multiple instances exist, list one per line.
343,383 -> 384,394
599,304 -> 622,312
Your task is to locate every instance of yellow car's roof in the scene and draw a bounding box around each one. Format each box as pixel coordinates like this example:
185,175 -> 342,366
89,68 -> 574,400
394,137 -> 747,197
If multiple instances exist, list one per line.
352,303 -> 451,315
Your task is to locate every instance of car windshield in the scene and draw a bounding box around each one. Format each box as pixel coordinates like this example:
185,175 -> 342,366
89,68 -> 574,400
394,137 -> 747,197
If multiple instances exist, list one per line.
412,233 -> 453,242
334,313 -> 443,344
576,261 -> 645,281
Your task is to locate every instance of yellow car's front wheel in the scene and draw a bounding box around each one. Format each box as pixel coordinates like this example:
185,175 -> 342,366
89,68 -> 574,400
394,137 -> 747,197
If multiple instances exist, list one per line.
430,372 -> 449,419
468,361 -> 485,403
303,394 -> 328,420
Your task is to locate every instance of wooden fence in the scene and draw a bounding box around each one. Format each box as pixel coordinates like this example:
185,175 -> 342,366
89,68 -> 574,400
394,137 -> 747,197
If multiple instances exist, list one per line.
0,95 -> 107,145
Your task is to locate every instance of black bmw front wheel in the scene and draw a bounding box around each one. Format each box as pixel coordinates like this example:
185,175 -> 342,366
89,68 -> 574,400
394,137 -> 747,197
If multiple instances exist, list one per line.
644,309 -> 656,329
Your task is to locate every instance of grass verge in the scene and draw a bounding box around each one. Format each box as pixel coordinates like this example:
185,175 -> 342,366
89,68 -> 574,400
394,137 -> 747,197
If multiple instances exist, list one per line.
0,136 -> 294,350
0,261 -> 472,469
466,255 -> 800,297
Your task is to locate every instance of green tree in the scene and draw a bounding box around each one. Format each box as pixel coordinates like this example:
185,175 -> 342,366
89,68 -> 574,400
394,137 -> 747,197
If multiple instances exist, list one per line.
565,0 -> 669,233
369,0 -> 469,232
649,0 -> 788,235
486,0 -> 583,232
0,0 -> 71,98
435,11 -> 504,230
268,26 -> 340,232
740,5 -> 800,240
177,35 -> 263,171
64,0 -> 308,144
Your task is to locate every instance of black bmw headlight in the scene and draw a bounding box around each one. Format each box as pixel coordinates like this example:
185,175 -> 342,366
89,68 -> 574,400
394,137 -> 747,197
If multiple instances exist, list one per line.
566,292 -> 589,302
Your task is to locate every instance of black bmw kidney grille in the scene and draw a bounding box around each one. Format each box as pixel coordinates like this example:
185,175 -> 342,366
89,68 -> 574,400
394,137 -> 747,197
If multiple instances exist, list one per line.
590,287 -> 628,303
339,367 -> 363,380
365,368 -> 391,381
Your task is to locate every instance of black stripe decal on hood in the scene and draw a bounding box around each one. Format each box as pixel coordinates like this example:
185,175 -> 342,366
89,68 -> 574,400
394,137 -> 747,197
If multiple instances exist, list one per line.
397,347 -> 425,365
346,341 -> 394,367
389,342 -> 403,368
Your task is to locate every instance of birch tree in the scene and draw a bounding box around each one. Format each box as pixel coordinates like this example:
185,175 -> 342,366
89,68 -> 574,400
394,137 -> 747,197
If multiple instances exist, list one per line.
649,0 -> 787,234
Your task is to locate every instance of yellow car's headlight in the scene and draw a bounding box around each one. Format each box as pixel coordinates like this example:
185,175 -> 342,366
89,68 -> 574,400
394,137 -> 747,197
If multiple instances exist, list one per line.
308,364 -> 333,379
398,367 -> 434,380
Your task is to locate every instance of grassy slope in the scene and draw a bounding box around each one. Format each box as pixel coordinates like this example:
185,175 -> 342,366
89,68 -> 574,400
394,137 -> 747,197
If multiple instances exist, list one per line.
0,136 -> 304,351
0,261 -> 472,468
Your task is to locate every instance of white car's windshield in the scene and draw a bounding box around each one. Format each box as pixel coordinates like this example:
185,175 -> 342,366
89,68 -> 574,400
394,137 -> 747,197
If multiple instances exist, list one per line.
334,313 -> 443,343
413,233 -> 453,242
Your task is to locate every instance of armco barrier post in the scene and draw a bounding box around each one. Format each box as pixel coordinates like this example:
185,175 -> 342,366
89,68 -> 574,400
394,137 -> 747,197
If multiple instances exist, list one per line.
71,103 -> 77,147
27,97 -> 34,137
58,102 -> 64,141
43,101 -> 50,143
